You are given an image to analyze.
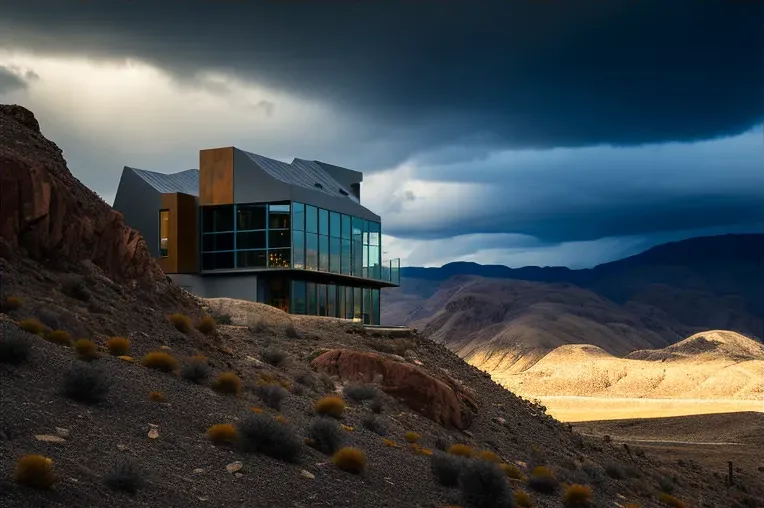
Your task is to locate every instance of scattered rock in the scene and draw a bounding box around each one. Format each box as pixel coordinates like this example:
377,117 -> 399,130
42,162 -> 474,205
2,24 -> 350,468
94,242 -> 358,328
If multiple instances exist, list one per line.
193,468 -> 205,474
35,434 -> 66,443
226,461 -> 243,473
55,427 -> 70,438
116,444 -> 129,451
148,424 -> 159,439
300,470 -> 315,480
234,472 -> 244,478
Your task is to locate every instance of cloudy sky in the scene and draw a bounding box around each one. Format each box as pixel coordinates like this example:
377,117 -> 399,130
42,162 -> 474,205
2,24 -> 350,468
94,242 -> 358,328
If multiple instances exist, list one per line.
1,0 -> 762,268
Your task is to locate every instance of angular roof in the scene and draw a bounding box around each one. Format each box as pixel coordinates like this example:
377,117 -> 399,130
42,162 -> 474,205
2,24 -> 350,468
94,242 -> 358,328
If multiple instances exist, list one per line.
239,150 -> 360,203
127,167 -> 199,195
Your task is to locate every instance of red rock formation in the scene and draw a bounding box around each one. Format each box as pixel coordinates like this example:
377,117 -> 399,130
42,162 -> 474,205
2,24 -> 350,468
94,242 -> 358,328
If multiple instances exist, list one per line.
0,105 -> 163,286
311,349 -> 478,429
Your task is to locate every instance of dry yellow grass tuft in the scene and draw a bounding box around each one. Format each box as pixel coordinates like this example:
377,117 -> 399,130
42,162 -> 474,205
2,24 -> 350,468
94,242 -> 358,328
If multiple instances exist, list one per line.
314,396 -> 345,418
448,444 -> 474,457
148,391 -> 166,402
340,424 -> 354,432
213,371 -> 242,395
207,424 -> 238,445
658,493 -> 687,508
404,431 -> 421,443
514,489 -> 532,507
195,315 -> 217,335
274,415 -> 290,424
382,438 -> 400,448
332,447 -> 366,474
3,296 -> 22,311
15,454 -> 57,489
562,484 -> 592,508
411,444 -> 433,456
45,330 -> 73,346
249,406 -> 264,413
478,450 -> 502,463
74,339 -> 99,360
117,355 -> 134,362
500,463 -> 525,480
168,313 -> 192,333
142,351 -> 179,373
106,337 -> 130,356
18,318 -> 45,335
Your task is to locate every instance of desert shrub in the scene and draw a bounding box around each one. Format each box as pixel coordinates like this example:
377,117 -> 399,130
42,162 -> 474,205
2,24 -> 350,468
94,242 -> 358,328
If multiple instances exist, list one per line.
207,423 -> 238,445
500,463 -> 525,480
291,383 -> 305,396
528,466 -> 559,494
285,321 -> 299,338
18,318 -> 46,335
382,438 -> 400,448
2,296 -> 22,311
142,351 -> 178,373
344,383 -> 377,402
657,475 -> 675,494
62,364 -> 111,404
314,396 -> 345,418
15,454 -> 57,489
105,336 -> 130,356
412,445 -> 433,456
658,493 -> 686,508
148,391 -> 166,402
213,371 -> 242,395
514,489 -> 532,507
167,313 -> 192,333
195,315 -> 217,335
180,357 -> 210,384
434,436 -> 450,451
405,431 -> 421,443
74,338 -> 99,361
45,329 -> 73,346
262,347 -> 288,367
431,451 -> 467,487
308,417 -> 344,455
361,414 -> 387,436
104,460 -> 143,494
604,462 -> 625,479
274,415 -> 290,424
61,277 -> 90,302
459,458 -> 514,508
332,447 -> 366,474
256,383 -> 287,410
448,444 -> 474,457
0,333 -> 31,365
562,484 -> 593,508
369,397 -> 383,414
238,413 -> 301,462
213,312 -> 232,325
478,450 -> 502,464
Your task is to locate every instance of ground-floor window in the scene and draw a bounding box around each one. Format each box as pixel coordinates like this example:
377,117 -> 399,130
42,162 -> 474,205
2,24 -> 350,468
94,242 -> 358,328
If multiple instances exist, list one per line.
288,280 -> 380,324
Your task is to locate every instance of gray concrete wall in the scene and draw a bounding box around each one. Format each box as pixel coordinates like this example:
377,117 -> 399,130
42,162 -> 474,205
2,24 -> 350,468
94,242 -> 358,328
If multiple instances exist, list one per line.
170,273 -> 258,302
113,168 -> 162,257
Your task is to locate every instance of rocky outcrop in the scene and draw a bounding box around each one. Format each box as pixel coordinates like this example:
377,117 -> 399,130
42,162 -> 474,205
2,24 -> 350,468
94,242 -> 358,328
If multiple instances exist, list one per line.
311,349 -> 478,429
0,105 -> 163,286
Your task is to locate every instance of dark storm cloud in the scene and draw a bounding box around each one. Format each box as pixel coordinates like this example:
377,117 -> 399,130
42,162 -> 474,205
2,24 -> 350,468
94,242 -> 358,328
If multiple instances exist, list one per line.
1,0 -> 762,160
0,65 -> 37,93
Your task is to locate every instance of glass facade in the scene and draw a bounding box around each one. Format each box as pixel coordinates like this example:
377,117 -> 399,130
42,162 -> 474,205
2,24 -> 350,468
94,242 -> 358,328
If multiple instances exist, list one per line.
290,280 -> 380,324
159,209 -> 170,257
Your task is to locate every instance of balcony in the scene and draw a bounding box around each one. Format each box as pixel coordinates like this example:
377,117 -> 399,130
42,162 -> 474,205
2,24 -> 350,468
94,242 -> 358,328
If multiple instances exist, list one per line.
377,258 -> 401,285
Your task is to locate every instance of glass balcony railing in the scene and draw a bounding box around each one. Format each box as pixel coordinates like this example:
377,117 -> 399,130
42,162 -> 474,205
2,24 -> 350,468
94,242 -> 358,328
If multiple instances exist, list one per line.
378,258 -> 400,285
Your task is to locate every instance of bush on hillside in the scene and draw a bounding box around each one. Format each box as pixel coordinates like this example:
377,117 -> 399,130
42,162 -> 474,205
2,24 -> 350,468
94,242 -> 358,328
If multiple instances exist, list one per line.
528,466 -> 559,494
562,484 -> 593,508
369,397 -> 384,414
104,460 -> 143,494
344,383 -> 377,402
148,391 -> 166,402
195,315 -> 217,335
62,364 -> 112,404
207,423 -> 238,445
0,334 -> 31,365
180,356 -> 210,384
658,493 -> 687,508
45,329 -> 72,346
262,347 -> 288,367
434,436 -> 450,451
314,396 -> 345,418
308,417 -> 344,455
255,383 -> 286,410
18,318 -> 46,336
405,431 -> 421,443
361,414 -> 387,436
2,296 -> 22,311
604,462 -> 625,479
105,336 -> 130,356
448,444 -> 474,457
142,351 -> 178,373
514,489 -> 532,507
431,451 -> 466,487
213,371 -> 242,395
238,413 -> 301,462
285,320 -> 299,338
478,450 -> 502,464
500,463 -> 525,480
459,458 -> 514,508
167,313 -> 192,333
332,447 -> 366,474
74,339 -> 100,361
61,277 -> 90,302
14,454 -> 57,489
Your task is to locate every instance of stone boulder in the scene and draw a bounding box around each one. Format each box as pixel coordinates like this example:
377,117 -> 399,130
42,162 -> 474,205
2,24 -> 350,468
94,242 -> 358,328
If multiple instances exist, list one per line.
311,349 -> 478,429
0,105 -> 163,286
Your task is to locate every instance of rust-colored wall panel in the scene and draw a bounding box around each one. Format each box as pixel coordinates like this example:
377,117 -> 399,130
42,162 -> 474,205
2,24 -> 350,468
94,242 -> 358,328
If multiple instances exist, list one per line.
157,193 -> 199,274
199,147 -> 234,205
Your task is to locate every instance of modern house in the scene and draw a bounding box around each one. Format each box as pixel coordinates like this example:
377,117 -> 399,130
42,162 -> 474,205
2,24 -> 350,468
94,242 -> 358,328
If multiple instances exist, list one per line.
112,147 -> 400,325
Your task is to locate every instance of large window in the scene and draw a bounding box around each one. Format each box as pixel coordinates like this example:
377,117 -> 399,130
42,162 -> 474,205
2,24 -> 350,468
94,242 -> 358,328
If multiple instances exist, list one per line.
159,209 -> 170,257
